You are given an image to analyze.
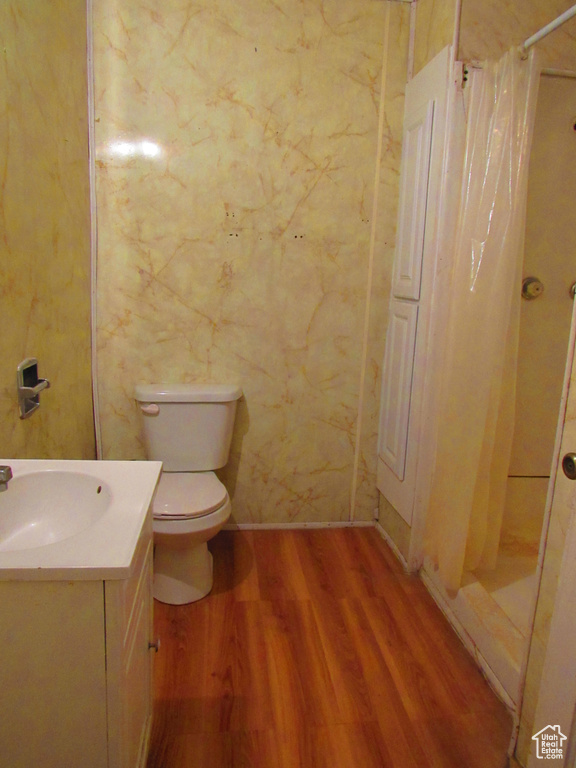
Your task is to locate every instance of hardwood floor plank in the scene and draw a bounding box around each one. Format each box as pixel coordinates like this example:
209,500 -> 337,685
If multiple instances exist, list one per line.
329,527 -> 407,599
229,600 -> 275,733
211,530 -> 261,602
337,597 -> 433,768
254,531 -> 310,601
322,721 -> 397,768
309,595 -> 379,725
153,597 -> 238,734
170,726 -> 394,768
262,599 -> 343,729
407,584 -> 506,715
148,529 -> 513,768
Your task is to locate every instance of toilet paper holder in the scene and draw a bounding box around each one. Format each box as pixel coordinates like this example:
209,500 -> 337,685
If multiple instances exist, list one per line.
17,358 -> 50,419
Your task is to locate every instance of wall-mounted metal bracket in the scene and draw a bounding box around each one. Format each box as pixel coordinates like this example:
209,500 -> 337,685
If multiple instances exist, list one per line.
17,358 -> 50,419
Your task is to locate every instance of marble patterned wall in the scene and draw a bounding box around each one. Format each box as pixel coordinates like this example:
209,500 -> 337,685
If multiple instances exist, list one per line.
459,0 -> 576,71
94,0 -> 397,524
0,2 -> 94,459
413,0 -> 457,76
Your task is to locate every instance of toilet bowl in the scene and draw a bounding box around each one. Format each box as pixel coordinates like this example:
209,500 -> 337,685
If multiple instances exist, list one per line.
135,383 -> 242,605
151,472 -> 231,604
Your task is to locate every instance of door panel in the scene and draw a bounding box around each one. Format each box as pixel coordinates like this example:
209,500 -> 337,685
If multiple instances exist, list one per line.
392,100 -> 435,300
378,300 -> 419,481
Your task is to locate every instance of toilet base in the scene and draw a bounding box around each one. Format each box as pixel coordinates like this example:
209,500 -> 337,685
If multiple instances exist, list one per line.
153,541 -> 214,604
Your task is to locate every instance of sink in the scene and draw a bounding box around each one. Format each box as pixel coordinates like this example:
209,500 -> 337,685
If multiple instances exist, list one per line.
0,459 -> 162,580
0,471 -> 112,552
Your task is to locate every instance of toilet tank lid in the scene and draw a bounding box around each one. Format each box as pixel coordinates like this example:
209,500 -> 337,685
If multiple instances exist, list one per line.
135,383 -> 242,403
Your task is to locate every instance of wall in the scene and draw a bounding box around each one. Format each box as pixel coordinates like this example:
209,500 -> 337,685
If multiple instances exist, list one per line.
501,77 -> 576,554
413,0 -> 458,76
459,0 -> 576,70
94,0 -> 395,524
0,2 -> 94,459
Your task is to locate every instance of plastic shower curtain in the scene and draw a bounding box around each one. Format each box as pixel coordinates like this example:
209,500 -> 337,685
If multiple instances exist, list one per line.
424,47 -> 541,593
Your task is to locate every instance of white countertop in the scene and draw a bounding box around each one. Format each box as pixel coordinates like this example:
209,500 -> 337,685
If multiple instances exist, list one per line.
0,459 -> 162,581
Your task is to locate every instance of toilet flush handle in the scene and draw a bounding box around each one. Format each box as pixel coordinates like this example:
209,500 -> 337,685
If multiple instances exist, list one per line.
140,403 -> 160,416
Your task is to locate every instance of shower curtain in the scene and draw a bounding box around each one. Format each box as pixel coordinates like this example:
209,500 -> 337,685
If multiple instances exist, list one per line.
424,48 -> 540,593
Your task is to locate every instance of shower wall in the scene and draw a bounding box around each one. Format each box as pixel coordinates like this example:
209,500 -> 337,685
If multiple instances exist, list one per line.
500,77 -> 576,552
516,75 -> 576,765
94,0 -> 410,524
0,2 -> 95,459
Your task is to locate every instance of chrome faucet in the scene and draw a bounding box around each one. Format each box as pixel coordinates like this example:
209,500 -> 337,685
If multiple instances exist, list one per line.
0,466 -> 13,492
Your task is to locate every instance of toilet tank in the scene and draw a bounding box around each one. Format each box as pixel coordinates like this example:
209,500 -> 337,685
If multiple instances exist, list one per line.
134,384 -> 242,471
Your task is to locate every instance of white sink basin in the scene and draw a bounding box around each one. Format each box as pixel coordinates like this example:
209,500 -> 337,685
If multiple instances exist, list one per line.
0,459 -> 162,580
0,471 -> 112,551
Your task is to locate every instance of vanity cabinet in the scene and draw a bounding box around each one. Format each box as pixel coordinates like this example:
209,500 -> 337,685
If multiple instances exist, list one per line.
104,515 -> 155,768
0,515 -> 154,768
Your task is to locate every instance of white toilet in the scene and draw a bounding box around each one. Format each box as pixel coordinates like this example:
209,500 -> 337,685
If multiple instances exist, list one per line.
135,383 -> 242,605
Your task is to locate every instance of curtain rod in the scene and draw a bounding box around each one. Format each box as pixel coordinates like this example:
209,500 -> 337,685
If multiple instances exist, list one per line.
524,4 -> 576,50
541,67 -> 576,79
465,60 -> 576,79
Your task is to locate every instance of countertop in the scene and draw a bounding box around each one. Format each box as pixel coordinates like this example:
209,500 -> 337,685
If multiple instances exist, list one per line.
0,459 -> 162,581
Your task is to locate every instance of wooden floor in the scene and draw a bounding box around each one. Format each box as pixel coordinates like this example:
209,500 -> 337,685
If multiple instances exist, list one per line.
147,529 -> 512,768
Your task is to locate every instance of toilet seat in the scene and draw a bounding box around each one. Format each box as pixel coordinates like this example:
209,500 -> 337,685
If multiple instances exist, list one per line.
152,471 -> 227,520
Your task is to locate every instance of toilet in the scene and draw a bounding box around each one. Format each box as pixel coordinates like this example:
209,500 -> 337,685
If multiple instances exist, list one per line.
135,383 -> 242,604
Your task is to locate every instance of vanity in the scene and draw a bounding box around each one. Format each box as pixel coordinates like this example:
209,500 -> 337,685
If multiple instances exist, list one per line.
0,459 -> 162,768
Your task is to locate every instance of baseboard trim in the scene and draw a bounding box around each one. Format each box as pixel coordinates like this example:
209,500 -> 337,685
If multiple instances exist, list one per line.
374,521 -> 410,571
224,520 -> 375,531
420,565 -> 517,714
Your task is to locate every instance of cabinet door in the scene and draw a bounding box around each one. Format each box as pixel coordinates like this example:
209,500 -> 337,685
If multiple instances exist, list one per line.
122,543 -> 153,768
105,524 -> 154,768
0,581 -> 108,768
392,99 -> 434,300
378,300 -> 418,482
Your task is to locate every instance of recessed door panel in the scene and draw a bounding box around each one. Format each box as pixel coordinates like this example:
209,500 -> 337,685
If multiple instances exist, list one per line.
378,300 -> 419,481
392,100 -> 434,300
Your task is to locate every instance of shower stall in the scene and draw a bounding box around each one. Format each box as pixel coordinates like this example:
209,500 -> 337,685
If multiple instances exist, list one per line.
429,69 -> 576,705
476,72 -> 576,641
377,6 -> 576,713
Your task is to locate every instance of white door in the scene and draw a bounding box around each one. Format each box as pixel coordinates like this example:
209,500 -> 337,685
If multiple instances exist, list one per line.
377,46 -> 453,525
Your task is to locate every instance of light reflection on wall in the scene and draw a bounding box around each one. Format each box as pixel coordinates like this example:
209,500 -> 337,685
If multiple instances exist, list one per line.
102,140 -> 163,159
